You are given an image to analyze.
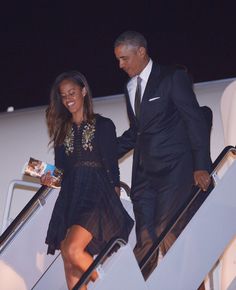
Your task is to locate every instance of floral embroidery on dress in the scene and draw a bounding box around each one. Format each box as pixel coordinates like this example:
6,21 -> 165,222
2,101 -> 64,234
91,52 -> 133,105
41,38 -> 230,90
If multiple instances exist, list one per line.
82,119 -> 96,151
64,126 -> 74,155
63,119 -> 96,155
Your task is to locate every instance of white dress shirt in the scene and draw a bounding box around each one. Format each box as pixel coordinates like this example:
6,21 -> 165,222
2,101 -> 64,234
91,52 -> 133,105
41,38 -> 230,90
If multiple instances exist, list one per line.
127,59 -> 153,114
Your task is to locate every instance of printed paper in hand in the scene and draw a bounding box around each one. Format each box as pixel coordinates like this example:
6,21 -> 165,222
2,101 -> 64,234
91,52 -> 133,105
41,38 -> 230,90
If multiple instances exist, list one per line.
23,157 -> 63,188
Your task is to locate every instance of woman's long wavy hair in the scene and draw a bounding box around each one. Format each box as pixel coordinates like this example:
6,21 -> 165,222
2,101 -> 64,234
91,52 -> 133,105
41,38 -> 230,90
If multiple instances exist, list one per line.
46,71 -> 95,147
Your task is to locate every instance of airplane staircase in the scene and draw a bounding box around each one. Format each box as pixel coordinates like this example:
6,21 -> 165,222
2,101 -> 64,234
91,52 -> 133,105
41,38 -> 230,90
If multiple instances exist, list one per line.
0,146 -> 236,290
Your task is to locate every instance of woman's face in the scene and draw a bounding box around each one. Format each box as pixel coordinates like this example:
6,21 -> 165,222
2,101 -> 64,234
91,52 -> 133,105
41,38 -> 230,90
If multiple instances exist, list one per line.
59,79 -> 86,117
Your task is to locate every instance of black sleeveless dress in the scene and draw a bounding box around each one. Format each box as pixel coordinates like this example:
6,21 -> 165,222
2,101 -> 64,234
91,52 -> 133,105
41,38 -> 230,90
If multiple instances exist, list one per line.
45,115 -> 134,255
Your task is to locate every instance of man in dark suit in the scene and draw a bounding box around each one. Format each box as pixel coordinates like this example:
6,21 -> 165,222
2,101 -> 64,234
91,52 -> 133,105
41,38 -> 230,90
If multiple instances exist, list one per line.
114,31 -> 211,286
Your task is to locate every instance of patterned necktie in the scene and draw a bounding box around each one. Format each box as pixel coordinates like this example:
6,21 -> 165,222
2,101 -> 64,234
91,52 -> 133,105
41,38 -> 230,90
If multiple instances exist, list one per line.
134,76 -> 142,119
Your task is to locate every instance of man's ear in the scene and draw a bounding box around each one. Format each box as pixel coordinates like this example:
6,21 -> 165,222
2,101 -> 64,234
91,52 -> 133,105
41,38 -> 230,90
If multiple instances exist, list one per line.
138,47 -> 146,57
82,87 -> 87,97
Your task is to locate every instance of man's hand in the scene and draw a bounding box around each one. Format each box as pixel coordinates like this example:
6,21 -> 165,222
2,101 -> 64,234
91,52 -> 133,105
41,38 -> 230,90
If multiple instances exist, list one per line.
194,170 -> 211,191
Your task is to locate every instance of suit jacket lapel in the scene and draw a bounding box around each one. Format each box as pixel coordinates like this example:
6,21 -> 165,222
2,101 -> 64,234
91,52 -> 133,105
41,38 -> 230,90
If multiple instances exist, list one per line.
124,84 -> 137,125
139,63 -> 161,128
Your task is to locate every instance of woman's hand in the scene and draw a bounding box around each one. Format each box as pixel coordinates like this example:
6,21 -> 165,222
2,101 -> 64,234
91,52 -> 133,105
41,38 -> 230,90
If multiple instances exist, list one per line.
40,171 -> 54,187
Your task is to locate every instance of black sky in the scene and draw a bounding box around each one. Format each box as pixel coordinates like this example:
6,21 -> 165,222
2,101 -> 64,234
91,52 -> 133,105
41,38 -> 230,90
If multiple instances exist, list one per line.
1,0 -> 236,112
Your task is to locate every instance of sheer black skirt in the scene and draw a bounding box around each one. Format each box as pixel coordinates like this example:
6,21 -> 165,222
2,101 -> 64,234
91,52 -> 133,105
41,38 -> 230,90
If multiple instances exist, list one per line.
45,163 -> 134,255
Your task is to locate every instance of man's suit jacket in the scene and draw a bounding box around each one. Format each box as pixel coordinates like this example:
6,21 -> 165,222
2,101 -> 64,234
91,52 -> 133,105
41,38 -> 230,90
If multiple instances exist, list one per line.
118,63 -> 211,190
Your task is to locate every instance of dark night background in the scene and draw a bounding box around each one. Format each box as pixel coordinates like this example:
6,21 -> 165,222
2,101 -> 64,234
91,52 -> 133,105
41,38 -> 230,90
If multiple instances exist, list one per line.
1,0 -> 235,112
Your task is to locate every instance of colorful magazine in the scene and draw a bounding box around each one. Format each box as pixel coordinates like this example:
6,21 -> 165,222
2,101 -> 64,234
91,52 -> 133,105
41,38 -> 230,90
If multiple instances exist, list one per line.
23,157 -> 63,188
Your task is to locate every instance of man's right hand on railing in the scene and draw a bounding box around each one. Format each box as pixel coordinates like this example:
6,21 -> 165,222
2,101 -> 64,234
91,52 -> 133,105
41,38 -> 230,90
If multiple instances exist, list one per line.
194,170 -> 211,192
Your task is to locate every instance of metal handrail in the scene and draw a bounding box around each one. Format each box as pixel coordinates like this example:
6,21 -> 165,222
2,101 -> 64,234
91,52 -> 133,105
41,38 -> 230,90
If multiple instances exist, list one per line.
28,180 -> 131,289
0,178 -> 132,288
0,185 -> 53,252
139,145 -> 236,274
72,237 -> 127,290
120,180 -> 131,196
1,180 -> 41,234
0,179 -> 131,246
72,181 -> 132,290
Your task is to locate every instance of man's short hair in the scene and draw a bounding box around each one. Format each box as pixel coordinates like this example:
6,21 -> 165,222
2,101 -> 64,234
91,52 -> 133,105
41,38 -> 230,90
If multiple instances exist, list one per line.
114,31 -> 147,49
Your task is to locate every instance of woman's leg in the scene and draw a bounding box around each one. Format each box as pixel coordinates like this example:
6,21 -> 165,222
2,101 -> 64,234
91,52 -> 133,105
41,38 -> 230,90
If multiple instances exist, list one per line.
61,254 -> 85,290
60,225 -> 98,290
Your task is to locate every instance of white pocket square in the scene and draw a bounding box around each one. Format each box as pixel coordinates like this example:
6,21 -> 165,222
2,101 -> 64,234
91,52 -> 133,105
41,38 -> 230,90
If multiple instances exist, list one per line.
149,96 -> 160,102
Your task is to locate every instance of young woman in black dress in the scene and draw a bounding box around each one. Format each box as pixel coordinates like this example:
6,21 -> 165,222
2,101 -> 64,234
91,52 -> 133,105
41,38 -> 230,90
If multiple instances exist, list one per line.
42,71 -> 134,290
